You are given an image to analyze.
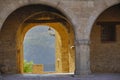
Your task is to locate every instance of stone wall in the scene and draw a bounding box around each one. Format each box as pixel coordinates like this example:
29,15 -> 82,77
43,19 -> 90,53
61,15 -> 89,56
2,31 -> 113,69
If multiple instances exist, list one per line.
32,64 -> 44,74
0,0 -> 120,75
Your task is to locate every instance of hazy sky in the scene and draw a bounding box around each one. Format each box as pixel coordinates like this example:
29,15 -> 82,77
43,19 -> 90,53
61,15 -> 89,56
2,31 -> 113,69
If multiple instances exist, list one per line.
23,25 -> 55,71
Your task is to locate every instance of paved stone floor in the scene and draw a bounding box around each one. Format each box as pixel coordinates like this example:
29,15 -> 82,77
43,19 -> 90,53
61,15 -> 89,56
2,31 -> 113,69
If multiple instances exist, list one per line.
1,73 -> 120,80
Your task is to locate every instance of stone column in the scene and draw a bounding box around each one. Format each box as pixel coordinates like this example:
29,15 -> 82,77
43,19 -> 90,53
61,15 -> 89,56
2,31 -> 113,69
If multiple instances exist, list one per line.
75,39 -> 91,75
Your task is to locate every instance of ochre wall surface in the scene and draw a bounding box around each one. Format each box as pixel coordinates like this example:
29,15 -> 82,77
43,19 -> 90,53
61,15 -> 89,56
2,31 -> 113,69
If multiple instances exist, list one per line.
19,22 -> 75,74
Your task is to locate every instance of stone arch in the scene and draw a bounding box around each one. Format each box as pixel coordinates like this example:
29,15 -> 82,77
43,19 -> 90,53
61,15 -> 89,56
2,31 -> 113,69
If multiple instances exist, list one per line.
87,1 -> 120,39
90,3 -> 120,73
0,4 -> 75,74
0,1 -> 74,32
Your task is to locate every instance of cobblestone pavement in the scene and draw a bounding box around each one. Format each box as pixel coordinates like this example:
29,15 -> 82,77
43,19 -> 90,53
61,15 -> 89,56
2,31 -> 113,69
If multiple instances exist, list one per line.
1,73 -> 120,80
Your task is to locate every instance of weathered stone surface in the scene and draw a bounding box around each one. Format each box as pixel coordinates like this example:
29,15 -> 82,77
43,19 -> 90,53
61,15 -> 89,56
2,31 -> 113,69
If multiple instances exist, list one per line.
0,0 -> 120,76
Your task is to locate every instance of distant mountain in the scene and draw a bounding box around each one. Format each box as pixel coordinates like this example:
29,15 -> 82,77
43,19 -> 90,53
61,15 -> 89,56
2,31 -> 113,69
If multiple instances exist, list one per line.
23,26 -> 55,71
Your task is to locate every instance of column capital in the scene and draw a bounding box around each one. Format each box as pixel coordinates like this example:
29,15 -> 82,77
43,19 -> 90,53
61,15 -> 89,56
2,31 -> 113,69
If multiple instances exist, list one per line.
75,39 -> 90,46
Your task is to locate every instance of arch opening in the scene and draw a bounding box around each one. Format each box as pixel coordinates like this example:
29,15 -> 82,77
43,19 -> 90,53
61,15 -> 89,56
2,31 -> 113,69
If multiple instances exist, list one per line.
23,26 -> 56,74
0,4 -> 75,74
90,4 -> 120,73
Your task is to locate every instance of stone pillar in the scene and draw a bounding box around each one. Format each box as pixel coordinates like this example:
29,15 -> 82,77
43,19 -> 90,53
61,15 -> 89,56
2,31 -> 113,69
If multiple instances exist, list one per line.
75,39 -> 91,75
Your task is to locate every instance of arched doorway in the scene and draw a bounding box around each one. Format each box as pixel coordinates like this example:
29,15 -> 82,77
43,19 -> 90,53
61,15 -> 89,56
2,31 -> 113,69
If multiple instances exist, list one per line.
23,26 -> 56,74
0,4 -> 75,74
90,4 -> 120,73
